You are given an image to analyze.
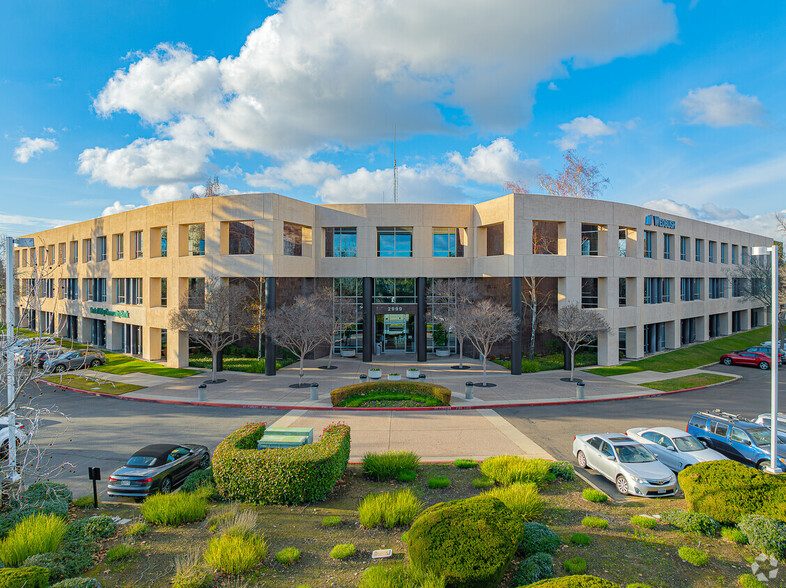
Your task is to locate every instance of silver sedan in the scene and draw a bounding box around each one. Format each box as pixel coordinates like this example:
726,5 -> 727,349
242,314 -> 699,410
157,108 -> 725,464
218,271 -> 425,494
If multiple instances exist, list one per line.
625,426 -> 727,471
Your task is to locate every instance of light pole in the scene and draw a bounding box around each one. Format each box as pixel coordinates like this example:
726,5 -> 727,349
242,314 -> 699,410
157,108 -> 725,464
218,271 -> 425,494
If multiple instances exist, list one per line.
752,244 -> 780,474
4,236 -> 34,483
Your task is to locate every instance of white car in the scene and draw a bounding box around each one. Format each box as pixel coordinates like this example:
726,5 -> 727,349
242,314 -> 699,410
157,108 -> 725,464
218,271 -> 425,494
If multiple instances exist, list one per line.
0,417 -> 28,458
754,413 -> 786,435
573,433 -> 678,497
625,427 -> 727,471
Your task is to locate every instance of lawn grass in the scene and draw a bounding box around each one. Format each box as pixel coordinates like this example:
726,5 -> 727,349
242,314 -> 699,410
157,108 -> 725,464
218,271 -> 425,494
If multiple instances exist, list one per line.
584,327 -> 770,376
94,352 -> 200,378
42,375 -> 144,395
641,373 -> 734,392
188,355 -> 295,373
494,351 -> 597,373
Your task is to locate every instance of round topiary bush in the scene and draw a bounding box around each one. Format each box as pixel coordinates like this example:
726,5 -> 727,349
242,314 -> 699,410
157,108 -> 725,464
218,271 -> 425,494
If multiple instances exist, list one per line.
518,522 -> 561,557
407,496 -> 524,587
527,575 -> 621,587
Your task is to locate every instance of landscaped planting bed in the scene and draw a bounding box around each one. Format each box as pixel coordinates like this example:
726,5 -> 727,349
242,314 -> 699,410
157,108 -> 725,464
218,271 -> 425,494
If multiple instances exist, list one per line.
330,381 -> 452,407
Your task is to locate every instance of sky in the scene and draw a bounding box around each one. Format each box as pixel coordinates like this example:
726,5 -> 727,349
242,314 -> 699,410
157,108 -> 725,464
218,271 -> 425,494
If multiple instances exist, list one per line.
2,0 -> 785,240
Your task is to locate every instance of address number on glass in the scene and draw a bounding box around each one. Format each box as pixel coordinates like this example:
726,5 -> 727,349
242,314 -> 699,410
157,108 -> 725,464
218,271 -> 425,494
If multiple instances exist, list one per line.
385,306 -> 404,312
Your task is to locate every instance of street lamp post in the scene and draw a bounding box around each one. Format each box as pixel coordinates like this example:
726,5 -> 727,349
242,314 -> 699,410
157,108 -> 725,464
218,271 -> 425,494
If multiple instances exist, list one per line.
752,244 -> 780,474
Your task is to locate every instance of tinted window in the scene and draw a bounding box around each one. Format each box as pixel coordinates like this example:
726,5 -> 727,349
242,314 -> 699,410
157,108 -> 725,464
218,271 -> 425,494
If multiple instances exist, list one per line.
615,445 -> 656,463
587,437 -> 602,450
641,432 -> 659,443
730,428 -> 749,444
600,442 -> 614,457
747,428 -> 774,446
673,436 -> 704,452
126,456 -> 158,468
690,416 -> 707,430
713,422 -> 729,437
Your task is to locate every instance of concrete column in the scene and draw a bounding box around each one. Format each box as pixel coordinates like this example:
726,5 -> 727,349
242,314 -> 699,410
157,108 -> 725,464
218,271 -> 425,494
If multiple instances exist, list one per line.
166,329 -> 189,368
510,277 -> 522,375
363,277 -> 373,362
697,315 -> 709,342
720,311 -> 730,336
597,328 -> 619,367
143,326 -> 161,361
627,325 -> 644,359
265,277 -> 276,376
416,277 -> 426,362
665,320 -> 679,350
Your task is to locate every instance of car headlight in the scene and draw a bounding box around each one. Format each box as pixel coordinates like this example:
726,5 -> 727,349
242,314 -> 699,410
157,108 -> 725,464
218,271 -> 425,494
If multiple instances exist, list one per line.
630,475 -> 647,484
778,457 -> 786,465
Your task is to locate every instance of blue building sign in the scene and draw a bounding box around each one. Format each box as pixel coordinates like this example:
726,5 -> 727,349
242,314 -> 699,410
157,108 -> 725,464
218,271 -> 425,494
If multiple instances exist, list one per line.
645,214 -> 676,229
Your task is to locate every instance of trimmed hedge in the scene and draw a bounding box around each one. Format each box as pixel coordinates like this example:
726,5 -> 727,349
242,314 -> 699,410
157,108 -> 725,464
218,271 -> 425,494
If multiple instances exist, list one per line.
679,460 -> 786,524
0,567 -> 49,588
660,510 -> 719,536
330,382 -> 451,406
213,422 -> 351,504
738,514 -> 786,559
408,496 -> 524,587
527,576 -> 621,587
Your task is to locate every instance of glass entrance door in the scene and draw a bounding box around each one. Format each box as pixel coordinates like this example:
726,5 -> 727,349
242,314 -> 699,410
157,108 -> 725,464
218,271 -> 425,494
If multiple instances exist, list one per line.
376,314 -> 415,353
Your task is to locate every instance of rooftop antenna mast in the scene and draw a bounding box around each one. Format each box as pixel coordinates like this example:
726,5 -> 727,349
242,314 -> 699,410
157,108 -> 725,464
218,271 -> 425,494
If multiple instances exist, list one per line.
393,125 -> 398,204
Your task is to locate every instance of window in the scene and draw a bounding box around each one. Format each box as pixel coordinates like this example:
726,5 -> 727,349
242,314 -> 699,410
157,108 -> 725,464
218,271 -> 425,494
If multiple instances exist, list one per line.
132,230 -> 143,258
160,278 -> 167,307
83,239 -> 92,262
709,278 -> 726,299
188,278 -> 205,309
29,248 -> 36,265
732,278 -> 745,297
581,278 -> 599,308
581,224 -> 600,256
713,422 -> 728,437
377,226 -> 413,257
188,224 -> 205,256
721,243 -> 727,264
85,278 -> 106,302
114,278 -> 126,303
432,227 -> 465,257
284,222 -> 311,257
97,236 -> 107,261
40,279 -> 54,299
681,317 -> 697,344
680,278 -> 702,301
114,278 -> 142,304
695,239 -> 703,262
70,241 -> 78,263
58,243 -> 66,264
374,278 -> 416,303
533,221 -> 559,254
644,322 -> 667,353
161,228 -> 168,257
708,241 -> 716,263
730,428 -> 749,444
742,246 -> 748,265
644,278 -> 671,304
732,244 -> 738,264
324,227 -> 357,257
21,250 -> 27,267
228,221 -> 254,255
644,231 -> 655,258
48,245 -> 55,264
618,227 -> 634,257
663,234 -> 673,260
114,234 -> 124,260
618,278 -> 627,306
680,236 -> 690,261
485,223 -> 504,256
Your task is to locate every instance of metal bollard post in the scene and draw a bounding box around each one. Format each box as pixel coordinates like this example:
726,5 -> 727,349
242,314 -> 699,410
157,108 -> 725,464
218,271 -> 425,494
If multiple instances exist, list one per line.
418,374 -> 426,380
576,381 -> 585,400
465,381 -> 474,400
359,374 -> 367,384
198,383 -> 207,402
310,382 -> 319,401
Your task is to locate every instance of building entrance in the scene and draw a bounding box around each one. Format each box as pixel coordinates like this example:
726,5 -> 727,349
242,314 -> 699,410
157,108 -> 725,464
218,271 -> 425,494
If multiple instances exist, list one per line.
375,313 -> 415,353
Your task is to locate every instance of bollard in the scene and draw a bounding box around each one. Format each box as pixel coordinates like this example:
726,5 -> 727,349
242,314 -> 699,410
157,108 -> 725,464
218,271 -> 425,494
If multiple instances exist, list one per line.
310,382 -> 319,401
198,383 -> 207,402
576,381 -> 585,400
418,373 -> 426,380
465,381 -> 474,400
359,374 -> 367,383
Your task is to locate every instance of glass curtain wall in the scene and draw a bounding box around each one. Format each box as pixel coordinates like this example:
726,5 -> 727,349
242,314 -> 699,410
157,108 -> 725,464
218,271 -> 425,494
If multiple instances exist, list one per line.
333,278 -> 363,354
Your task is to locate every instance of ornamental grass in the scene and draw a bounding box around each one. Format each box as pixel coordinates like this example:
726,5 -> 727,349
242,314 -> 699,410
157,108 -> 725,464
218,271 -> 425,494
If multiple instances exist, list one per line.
362,450 -> 421,481
480,456 -> 553,486
0,513 -> 67,566
141,492 -> 208,526
483,483 -> 544,521
358,488 -> 423,529
204,528 -> 268,574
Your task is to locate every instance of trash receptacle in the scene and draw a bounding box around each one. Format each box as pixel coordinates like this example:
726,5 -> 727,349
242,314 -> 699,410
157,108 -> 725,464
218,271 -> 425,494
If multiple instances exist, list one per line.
359,374 -> 367,383
576,381 -> 585,400
198,384 -> 207,402
465,381 -> 474,400
310,383 -> 319,401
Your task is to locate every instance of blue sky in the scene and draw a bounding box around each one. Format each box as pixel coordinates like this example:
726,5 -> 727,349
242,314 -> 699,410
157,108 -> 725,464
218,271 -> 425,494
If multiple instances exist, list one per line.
2,0 -> 785,239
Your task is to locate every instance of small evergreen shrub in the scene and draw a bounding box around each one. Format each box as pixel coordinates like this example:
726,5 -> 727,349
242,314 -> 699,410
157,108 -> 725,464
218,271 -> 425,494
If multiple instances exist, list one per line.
321,516 -> 341,528
581,517 -> 608,529
738,514 -> 786,559
181,468 -> 221,501
678,546 -> 708,566
105,544 -> 138,562
204,529 -> 267,574
71,496 -> 95,508
525,576 -> 620,587
737,574 -> 768,588
517,522 -> 561,557
358,563 -> 445,588
358,489 -> 423,529
397,469 -> 418,483
630,516 -> 657,529
569,533 -> 591,545
329,543 -> 355,560
472,477 -> 494,489
484,483 -> 544,521
50,579 -> 104,588
0,512 -> 67,566
427,476 -> 450,489
721,526 -> 748,544
68,516 -> 117,541
564,557 -> 587,574
0,567 -> 50,588
582,489 -> 608,503
550,461 -> 575,481
512,552 -> 555,586
453,459 -> 478,469
275,547 -> 301,565
23,482 -> 72,506
480,456 -> 554,486
125,522 -> 149,537
141,493 -> 208,526
362,451 -> 421,481
661,510 -> 719,536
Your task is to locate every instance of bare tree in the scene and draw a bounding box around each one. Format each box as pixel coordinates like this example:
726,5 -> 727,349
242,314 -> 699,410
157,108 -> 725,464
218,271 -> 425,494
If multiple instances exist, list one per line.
191,176 -> 221,199
537,150 -> 609,199
463,299 -> 519,386
241,278 -> 266,361
314,287 -> 351,369
429,279 -> 477,368
523,225 -> 556,360
169,276 -> 250,382
542,302 -> 609,382
504,180 -> 529,194
265,294 -> 334,386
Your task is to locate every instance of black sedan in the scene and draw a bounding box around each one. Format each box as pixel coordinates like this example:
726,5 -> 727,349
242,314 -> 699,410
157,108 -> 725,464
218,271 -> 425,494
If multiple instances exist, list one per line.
107,443 -> 210,500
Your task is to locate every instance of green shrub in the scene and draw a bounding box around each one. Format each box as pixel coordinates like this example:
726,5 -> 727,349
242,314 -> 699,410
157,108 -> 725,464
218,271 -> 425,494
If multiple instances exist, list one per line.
50,579 -> 104,588
125,522 -> 148,537
321,516 -> 341,528
23,482 -> 72,506
721,526 -> 748,544
407,496 -> 525,587
330,381 -> 451,406
329,543 -> 355,560
518,522 -> 561,557
0,567 -> 50,588
512,552 -> 554,586
569,533 -> 591,545
141,492 -> 208,526
630,516 -> 657,529
397,469 -> 418,483
453,459 -> 478,469
213,423 -> 350,504
204,529 -> 268,574
661,510 -> 719,536
0,499 -> 69,540
738,514 -> 786,559
480,456 -> 555,486
25,522 -> 96,583
173,550 -> 213,588
582,488 -> 608,503
484,483 -> 544,521
472,477 -> 494,489
0,512 -> 67,566
362,451 -> 420,481
625,584 -> 654,588
67,515 -> 117,542
678,546 -> 708,566
358,489 -> 423,529
737,574 -> 768,588
549,461 -> 575,481
581,517 -> 608,529
275,547 -> 301,565
527,576 -> 620,587
359,563 -> 445,588
563,557 -> 587,574
181,468 -> 221,501
679,460 -> 786,524
71,496 -> 95,508
427,476 -> 450,489
105,544 -> 138,562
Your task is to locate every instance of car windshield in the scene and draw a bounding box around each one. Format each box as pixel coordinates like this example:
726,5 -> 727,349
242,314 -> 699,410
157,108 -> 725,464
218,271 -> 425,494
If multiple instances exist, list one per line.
615,444 -> 656,463
126,456 -> 158,468
673,436 -> 704,452
747,428 -> 775,446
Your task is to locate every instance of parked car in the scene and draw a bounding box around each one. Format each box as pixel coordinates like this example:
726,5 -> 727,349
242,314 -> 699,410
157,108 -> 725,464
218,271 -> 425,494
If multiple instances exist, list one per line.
34,347 -> 65,368
107,443 -> 211,500
0,417 -> 28,458
744,345 -> 785,362
719,350 -> 780,370
8,337 -> 57,351
43,349 -> 106,372
687,410 -> 786,471
573,433 -> 677,497
14,346 -> 62,367
625,426 -> 727,471
754,413 -> 786,435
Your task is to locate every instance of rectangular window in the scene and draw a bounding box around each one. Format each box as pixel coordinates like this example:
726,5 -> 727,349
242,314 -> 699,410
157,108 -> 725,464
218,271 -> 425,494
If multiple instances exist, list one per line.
283,222 -> 307,256
732,244 -> 738,264
58,243 -> 66,264
680,278 -> 702,301
721,243 -> 727,264
129,278 -> 143,305
485,223 -> 504,256
83,239 -> 92,262
663,234 -> 673,260
709,278 -> 726,299
708,241 -> 716,263
228,221 -> 254,255
377,226 -> 414,257
21,250 -> 27,267
132,230 -> 143,258
40,279 -> 54,299
644,231 -> 655,259
84,278 -> 93,301
618,278 -> 627,307
644,278 -> 670,304
618,227 -> 634,257
29,248 -> 36,265
432,227 -> 465,257
114,278 -> 126,304
188,224 -> 205,256
581,224 -> 600,256
114,234 -> 124,260
581,277 -> 599,308
188,278 -> 205,309
695,239 -> 703,262
324,227 -> 358,258
70,241 -> 78,263
160,278 -> 167,307
97,236 -> 107,261
64,278 -> 78,300
86,278 -> 106,302
161,228 -> 168,257
533,221 -> 559,254
742,246 -> 748,265
680,236 -> 690,261
48,245 -> 55,264
732,277 -> 745,297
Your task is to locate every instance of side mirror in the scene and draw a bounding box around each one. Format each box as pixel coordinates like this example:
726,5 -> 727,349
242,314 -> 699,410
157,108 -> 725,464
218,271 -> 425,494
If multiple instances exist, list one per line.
700,440 -> 708,448
666,446 -> 676,452
604,454 -> 616,461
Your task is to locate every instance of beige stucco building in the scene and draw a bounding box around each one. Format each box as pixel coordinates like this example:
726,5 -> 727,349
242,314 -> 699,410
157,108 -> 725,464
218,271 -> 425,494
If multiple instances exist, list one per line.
13,192 -> 773,372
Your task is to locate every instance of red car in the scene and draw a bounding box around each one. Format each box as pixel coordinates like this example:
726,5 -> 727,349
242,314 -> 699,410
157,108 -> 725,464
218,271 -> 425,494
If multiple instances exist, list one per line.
720,350 -> 780,370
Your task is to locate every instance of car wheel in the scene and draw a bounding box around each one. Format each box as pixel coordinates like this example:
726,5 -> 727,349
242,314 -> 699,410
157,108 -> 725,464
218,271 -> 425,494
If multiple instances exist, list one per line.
134,497 -> 145,504
758,460 -> 772,471
0,442 -> 7,460
54,364 -> 66,373
577,451 -> 588,469
722,357 -> 733,366
159,477 -> 172,494
199,453 -> 211,470
90,359 -> 100,367
759,362 -> 770,370
616,475 -> 629,495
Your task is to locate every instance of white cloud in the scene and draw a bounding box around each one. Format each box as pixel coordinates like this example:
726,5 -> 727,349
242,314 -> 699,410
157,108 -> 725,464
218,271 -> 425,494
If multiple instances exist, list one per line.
189,182 -> 242,197
676,136 -> 695,146
140,183 -> 191,204
14,137 -> 58,163
0,212 -> 75,236
246,158 -> 340,190
680,83 -> 765,127
547,82 -> 559,91
447,138 -> 540,186
101,201 -> 137,216
553,115 -> 618,150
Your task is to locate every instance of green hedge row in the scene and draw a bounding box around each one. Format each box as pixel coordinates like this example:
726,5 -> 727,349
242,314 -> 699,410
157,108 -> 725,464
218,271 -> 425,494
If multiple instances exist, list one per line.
679,460 -> 786,524
213,422 -> 351,504
0,567 -> 49,588
330,382 -> 451,406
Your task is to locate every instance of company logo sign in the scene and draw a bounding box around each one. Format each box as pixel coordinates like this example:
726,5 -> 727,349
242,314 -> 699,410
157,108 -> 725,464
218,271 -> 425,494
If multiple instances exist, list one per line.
645,214 -> 676,229
89,307 -> 130,319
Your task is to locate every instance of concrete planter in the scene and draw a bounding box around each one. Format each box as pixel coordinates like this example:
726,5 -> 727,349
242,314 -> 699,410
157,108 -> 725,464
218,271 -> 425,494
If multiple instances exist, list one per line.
368,369 -> 382,379
435,349 -> 451,357
340,349 -> 356,357
387,374 -> 401,381
406,369 -> 420,379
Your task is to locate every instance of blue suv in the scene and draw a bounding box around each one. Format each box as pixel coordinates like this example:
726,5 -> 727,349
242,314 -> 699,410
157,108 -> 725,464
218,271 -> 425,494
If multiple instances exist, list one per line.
687,410 -> 786,471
